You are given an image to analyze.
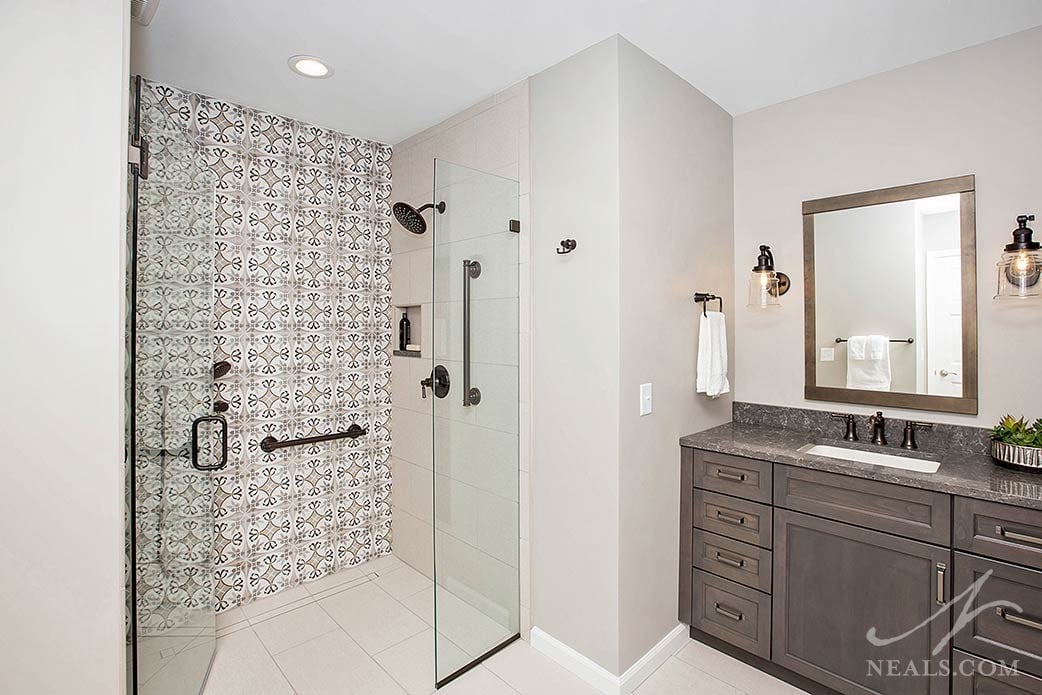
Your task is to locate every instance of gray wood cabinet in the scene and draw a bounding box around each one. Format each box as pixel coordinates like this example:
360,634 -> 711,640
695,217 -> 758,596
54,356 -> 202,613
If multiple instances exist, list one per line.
953,652 -> 1042,695
680,446 -> 1042,695
773,509 -> 950,695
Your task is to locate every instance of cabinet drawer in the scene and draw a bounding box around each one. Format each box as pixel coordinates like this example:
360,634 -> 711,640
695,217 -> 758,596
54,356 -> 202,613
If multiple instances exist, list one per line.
694,489 -> 773,549
953,651 -> 1042,695
693,529 -> 773,593
691,569 -> 771,659
692,450 -> 772,504
955,498 -> 1042,570
774,464 -> 951,545
953,553 -> 1042,678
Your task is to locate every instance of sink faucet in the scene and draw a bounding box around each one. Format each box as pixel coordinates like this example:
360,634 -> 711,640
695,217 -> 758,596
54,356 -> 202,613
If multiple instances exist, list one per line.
868,411 -> 887,446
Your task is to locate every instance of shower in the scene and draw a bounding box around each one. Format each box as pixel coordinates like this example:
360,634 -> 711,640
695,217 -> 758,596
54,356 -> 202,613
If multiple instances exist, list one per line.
393,200 -> 445,234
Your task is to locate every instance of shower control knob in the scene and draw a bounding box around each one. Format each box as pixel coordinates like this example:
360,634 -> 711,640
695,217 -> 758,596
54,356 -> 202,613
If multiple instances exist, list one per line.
420,376 -> 433,399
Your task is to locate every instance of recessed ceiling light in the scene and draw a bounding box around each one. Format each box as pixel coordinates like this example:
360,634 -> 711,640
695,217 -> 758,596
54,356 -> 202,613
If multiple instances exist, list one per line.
288,55 -> 333,79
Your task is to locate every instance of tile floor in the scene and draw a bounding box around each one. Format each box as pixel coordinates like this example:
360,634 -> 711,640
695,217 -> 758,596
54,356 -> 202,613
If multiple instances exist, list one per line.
201,553 -> 808,695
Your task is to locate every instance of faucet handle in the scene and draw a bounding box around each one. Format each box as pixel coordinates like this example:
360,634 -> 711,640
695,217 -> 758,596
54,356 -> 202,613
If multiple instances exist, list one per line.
901,421 -> 934,450
830,412 -> 859,441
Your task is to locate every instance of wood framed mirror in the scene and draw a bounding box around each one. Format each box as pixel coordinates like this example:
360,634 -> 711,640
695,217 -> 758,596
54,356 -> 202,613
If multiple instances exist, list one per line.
803,175 -> 978,414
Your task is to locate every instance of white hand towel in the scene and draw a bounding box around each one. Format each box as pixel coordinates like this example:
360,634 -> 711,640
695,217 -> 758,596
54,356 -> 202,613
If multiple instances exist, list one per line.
848,335 -> 868,360
845,334 -> 891,391
697,311 -> 730,398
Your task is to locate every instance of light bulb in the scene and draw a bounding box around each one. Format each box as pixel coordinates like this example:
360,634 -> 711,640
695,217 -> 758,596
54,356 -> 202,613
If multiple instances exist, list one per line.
1012,251 -> 1036,278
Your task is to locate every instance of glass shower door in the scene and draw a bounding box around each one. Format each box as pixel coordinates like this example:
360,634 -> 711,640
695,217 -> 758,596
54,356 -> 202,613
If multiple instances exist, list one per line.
129,77 -> 224,695
431,160 -> 521,686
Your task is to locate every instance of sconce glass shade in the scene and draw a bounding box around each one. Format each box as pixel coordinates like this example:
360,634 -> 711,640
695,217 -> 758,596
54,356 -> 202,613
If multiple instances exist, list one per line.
748,269 -> 781,308
995,214 -> 1042,301
995,249 -> 1042,300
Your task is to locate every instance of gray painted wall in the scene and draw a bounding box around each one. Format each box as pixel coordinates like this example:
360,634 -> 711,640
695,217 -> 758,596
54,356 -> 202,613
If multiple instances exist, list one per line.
531,35 -> 734,675
531,36 -> 623,673
733,26 -> 1042,426
1,1 -> 129,693
617,38 -> 734,671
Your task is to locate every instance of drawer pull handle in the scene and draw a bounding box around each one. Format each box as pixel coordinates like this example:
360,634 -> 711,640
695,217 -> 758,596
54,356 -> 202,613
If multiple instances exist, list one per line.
935,562 -> 946,606
997,607 -> 1042,632
714,603 -> 744,622
715,551 -> 746,569
715,468 -> 747,483
716,510 -> 747,526
995,525 -> 1042,548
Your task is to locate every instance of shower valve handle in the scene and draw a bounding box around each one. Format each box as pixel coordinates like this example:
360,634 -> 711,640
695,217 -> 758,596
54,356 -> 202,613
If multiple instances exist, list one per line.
420,376 -> 433,399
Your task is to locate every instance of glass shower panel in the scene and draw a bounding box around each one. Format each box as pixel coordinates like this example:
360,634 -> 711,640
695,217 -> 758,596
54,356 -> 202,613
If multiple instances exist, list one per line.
130,78 -> 221,695
432,160 -> 521,686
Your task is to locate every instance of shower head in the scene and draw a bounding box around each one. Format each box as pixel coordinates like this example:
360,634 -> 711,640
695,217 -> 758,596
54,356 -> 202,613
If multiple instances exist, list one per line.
393,201 -> 445,235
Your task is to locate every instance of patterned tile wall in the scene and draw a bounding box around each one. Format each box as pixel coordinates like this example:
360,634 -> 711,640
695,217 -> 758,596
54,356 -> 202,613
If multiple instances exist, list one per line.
140,80 -> 394,611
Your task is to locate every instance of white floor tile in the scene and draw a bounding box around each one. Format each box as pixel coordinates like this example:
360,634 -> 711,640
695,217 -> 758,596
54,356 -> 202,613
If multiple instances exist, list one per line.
374,564 -> 434,600
319,581 -> 427,654
484,641 -> 601,695
240,585 -> 313,621
145,636 -> 216,695
252,602 -> 341,655
364,553 -> 405,575
402,586 -> 434,626
304,566 -> 367,596
372,629 -> 465,695
201,629 -> 293,695
274,630 -> 406,695
438,666 -> 519,694
674,640 -> 809,694
215,607 -> 247,630
635,657 -> 744,695
434,589 -> 512,657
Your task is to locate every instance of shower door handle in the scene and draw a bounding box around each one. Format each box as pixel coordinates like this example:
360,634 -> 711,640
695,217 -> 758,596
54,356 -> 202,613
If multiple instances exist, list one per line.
191,414 -> 228,471
462,259 -> 482,406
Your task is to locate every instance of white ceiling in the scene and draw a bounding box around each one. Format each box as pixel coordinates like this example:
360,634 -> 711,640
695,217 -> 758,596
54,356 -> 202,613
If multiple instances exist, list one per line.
131,0 -> 1042,145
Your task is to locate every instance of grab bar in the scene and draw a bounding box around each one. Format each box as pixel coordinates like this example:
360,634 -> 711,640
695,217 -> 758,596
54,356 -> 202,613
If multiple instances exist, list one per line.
259,424 -> 367,452
463,259 -> 482,406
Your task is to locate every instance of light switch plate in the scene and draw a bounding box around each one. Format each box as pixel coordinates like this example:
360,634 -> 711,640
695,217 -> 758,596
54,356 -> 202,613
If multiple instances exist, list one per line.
821,347 -> 835,362
640,383 -> 653,416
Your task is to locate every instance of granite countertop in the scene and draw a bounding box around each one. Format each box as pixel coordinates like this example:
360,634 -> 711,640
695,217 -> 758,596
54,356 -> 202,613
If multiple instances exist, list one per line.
680,422 -> 1042,511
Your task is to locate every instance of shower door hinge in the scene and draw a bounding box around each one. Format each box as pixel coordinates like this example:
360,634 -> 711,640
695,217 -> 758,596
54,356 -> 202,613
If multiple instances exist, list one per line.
129,137 -> 150,180
509,219 -> 520,233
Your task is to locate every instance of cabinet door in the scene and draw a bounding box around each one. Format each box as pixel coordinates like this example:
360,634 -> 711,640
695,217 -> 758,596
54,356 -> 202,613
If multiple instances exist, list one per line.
773,509 -> 951,695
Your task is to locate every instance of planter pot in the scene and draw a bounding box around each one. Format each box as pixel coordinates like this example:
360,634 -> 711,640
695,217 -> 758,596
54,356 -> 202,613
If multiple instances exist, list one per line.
991,440 -> 1042,472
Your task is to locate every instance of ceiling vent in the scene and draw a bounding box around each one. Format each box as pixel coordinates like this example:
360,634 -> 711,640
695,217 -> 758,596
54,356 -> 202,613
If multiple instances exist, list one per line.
130,0 -> 161,25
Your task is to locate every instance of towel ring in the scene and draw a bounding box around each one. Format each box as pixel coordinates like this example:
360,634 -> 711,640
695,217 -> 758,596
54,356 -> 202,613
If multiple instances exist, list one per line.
693,292 -> 723,317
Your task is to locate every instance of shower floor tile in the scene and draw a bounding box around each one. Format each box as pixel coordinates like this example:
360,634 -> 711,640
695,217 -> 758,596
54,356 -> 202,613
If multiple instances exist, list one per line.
202,553 -> 806,694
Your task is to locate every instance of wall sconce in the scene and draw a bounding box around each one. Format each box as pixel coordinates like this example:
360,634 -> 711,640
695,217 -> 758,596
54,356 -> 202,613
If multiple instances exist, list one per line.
747,245 -> 791,308
995,215 -> 1042,301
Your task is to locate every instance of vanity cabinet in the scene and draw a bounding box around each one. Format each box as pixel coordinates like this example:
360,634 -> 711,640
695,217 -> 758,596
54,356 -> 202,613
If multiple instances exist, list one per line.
773,509 -> 950,695
952,652 -> 1042,695
680,446 -> 1042,695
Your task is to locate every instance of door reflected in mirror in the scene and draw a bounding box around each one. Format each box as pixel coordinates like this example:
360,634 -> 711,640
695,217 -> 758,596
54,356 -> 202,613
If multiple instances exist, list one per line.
803,176 -> 978,415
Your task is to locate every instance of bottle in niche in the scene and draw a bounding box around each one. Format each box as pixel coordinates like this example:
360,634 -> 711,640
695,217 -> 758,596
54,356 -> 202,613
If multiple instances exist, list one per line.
399,311 -> 411,351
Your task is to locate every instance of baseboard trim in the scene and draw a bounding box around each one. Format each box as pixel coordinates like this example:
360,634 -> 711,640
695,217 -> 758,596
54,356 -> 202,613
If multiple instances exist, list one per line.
530,623 -> 688,694
618,624 -> 689,692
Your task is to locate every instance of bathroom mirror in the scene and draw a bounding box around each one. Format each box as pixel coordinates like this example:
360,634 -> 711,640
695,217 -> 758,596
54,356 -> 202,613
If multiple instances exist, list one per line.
803,175 -> 978,414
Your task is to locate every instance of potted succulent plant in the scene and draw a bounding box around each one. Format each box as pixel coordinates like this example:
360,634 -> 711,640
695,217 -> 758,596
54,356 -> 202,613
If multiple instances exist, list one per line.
990,415 -> 1042,471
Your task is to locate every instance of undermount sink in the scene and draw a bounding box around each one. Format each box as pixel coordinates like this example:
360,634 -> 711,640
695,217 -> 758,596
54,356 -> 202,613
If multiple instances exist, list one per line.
797,443 -> 940,474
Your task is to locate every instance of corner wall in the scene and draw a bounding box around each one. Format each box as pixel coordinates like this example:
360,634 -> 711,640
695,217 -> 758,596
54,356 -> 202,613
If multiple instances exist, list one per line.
733,26 -> 1042,426
530,35 -> 735,678
0,1 -> 129,693
617,39 -> 734,670
531,36 -> 624,673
